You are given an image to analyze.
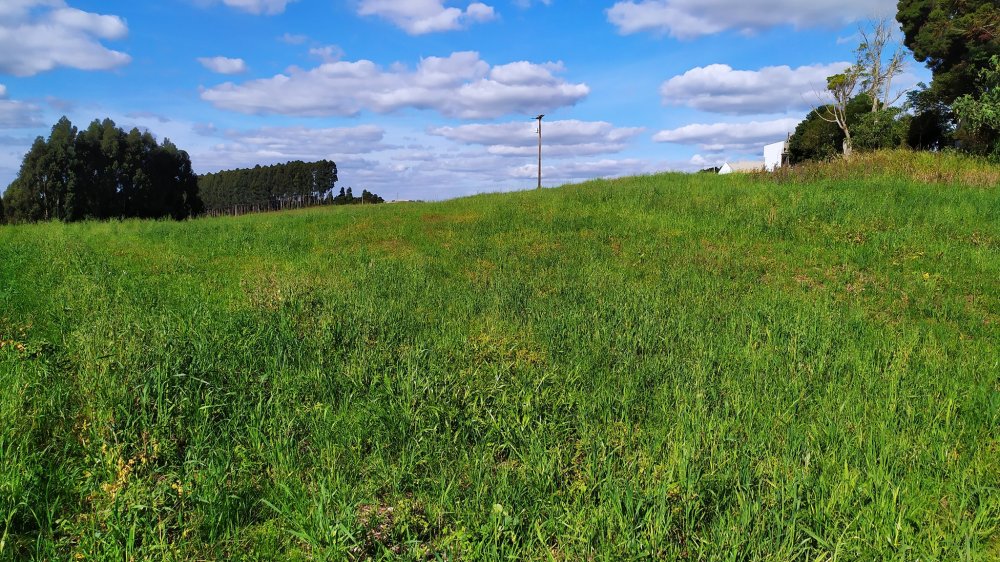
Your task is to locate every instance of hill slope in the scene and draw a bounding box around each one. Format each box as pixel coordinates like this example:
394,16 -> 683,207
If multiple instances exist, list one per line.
1,164 -> 998,560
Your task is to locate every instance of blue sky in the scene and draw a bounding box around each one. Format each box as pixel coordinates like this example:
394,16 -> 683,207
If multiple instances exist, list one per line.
0,0 -> 926,200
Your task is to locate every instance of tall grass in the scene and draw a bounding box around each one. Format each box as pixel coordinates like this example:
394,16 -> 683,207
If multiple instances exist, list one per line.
760,149 -> 1000,188
1,155 -> 998,560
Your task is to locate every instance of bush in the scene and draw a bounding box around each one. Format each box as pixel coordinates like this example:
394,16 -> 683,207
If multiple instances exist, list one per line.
853,108 -> 910,152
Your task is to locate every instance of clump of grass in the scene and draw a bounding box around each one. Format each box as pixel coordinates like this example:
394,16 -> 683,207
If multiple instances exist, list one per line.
1,154 -> 998,560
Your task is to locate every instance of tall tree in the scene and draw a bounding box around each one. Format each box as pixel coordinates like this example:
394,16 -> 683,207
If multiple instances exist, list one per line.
2,116 -> 203,223
819,72 -> 861,157
46,117 -> 77,220
897,0 -> 1000,103
818,18 -> 907,157
905,83 -> 955,150
856,18 -> 907,113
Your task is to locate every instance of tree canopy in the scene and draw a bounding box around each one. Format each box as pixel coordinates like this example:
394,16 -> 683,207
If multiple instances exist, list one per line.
953,55 -> 1000,157
2,117 -> 202,224
897,0 -> 1000,103
904,83 -> 955,150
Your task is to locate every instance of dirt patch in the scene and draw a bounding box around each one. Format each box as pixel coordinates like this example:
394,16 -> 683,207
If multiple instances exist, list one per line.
351,497 -> 443,560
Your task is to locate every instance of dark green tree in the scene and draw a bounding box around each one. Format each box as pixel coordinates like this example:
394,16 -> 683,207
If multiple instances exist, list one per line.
45,117 -> 77,220
2,116 -> 202,223
2,177 -> 40,223
897,0 -> 1000,103
197,160 -> 341,212
4,138 -> 49,222
905,83 -> 955,150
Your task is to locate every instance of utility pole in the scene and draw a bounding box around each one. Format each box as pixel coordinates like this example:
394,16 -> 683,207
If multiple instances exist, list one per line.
535,114 -> 544,190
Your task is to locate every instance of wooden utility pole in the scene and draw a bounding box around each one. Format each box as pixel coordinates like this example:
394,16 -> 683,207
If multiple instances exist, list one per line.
535,114 -> 544,190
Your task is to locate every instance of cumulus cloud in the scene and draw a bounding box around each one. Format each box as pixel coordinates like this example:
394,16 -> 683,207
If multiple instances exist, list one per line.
201,51 -> 589,119
660,62 -> 846,115
607,0 -> 896,38
217,0 -> 295,15
0,85 -> 44,128
429,119 -> 644,157
0,0 -> 130,76
198,56 -> 248,75
653,117 -> 800,152
358,0 -> 495,34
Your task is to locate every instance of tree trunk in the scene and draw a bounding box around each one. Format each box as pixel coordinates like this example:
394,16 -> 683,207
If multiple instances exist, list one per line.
843,135 -> 853,158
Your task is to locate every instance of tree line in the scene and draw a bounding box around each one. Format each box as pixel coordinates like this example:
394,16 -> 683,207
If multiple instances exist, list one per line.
1,117 -> 202,224
789,1 -> 999,162
198,161 -> 384,215
0,118 -> 388,224
199,160 -> 336,213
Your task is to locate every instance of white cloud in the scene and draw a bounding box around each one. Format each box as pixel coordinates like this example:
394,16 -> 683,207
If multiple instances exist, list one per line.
201,51 -> 589,119
182,120 -> 654,200
198,56 -> 248,75
0,85 -> 44,128
125,111 -> 171,123
689,154 -> 718,168
660,63 -> 846,115
224,125 -> 387,155
218,0 -> 295,15
0,0 -> 130,76
191,125 -> 390,171
509,158 -> 665,183
279,32 -> 308,44
607,0 -> 896,38
309,45 -> 345,63
358,0 -> 496,34
429,119 -> 644,157
653,117 -> 800,152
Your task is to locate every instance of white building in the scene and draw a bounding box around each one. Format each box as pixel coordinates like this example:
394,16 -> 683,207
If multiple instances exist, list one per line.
717,137 -> 791,174
764,138 -> 791,171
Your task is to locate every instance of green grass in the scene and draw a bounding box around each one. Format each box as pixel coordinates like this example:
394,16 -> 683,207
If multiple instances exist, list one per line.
2,156 -> 999,560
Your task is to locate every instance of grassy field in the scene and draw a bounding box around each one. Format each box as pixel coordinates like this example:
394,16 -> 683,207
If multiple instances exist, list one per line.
1,152 -> 998,560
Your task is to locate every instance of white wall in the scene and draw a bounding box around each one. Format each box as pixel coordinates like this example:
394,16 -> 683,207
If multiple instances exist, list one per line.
764,141 -> 785,171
